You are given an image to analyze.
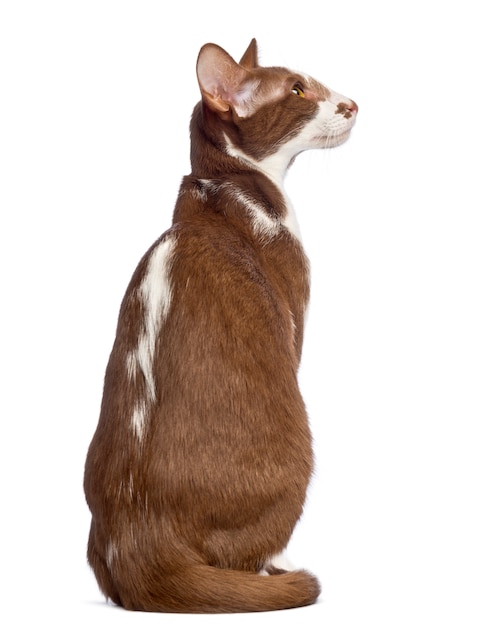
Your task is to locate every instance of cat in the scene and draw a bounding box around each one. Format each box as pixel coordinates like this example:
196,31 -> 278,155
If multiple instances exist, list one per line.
84,39 -> 357,613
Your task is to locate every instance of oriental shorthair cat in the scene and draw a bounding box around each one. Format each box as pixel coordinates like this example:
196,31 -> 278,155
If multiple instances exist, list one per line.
84,39 -> 357,613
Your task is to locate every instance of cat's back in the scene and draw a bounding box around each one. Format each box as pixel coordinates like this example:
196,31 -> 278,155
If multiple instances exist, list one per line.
91,175 -> 310,440
85,178 -> 313,515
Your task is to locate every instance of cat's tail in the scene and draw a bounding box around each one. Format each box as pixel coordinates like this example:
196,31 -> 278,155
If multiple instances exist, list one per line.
114,563 -> 320,613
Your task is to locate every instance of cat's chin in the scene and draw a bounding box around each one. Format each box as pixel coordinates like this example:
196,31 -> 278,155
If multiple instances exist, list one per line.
322,129 -> 352,149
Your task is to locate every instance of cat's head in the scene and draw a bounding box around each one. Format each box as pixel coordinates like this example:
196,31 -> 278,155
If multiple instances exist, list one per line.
196,39 -> 357,179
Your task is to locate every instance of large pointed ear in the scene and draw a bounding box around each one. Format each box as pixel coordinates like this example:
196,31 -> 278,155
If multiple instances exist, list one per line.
196,43 -> 258,117
239,38 -> 259,69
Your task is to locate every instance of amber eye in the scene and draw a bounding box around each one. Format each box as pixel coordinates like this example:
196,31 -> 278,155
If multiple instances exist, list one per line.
291,83 -> 305,97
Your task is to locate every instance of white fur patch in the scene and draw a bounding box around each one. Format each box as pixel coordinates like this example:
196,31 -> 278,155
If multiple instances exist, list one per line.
129,236 -> 176,440
191,178 -> 283,241
269,550 -> 295,571
106,539 -> 118,571
281,192 -> 302,241
223,137 -> 302,241
222,183 -> 281,239
130,402 -> 147,442
289,309 -> 297,345
126,350 -> 137,381
259,550 -> 296,575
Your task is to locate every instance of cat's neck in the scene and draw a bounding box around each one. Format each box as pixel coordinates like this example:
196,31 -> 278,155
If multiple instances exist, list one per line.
189,103 -> 289,189
187,102 -> 301,238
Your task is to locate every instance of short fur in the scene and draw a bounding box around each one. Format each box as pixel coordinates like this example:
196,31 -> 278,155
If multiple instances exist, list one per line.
84,39 -> 357,613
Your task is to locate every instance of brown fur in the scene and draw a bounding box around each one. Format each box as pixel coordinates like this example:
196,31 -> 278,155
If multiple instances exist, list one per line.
84,39 -> 357,613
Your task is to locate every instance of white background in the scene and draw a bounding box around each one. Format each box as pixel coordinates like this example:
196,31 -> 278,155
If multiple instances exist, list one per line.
1,1 -> 486,624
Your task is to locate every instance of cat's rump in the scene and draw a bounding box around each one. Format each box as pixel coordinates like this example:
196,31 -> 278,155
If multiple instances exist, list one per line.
88,515 -> 320,612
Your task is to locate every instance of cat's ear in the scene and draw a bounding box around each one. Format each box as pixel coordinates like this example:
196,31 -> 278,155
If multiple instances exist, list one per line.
196,43 -> 258,117
239,38 -> 259,69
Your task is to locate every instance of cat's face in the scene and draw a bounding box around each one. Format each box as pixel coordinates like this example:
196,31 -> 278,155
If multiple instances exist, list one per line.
298,78 -> 358,149
248,69 -> 357,147
222,70 -> 358,181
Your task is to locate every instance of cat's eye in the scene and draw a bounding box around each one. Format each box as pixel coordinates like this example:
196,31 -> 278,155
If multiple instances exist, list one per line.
291,83 -> 305,97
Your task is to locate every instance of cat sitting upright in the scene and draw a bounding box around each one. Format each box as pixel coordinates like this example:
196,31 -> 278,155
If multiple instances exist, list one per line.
84,39 -> 357,613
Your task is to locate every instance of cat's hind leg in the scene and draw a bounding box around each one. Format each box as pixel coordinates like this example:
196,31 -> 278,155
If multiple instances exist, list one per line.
87,520 -> 121,606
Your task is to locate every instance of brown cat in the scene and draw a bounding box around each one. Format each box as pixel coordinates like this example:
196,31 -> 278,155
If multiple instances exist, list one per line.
84,39 -> 357,613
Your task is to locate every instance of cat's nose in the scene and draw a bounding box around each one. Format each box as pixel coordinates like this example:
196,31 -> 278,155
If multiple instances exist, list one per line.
335,100 -> 358,119
347,100 -> 358,114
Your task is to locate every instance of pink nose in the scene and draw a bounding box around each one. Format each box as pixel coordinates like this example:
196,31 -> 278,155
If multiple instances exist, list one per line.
348,100 -> 358,114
